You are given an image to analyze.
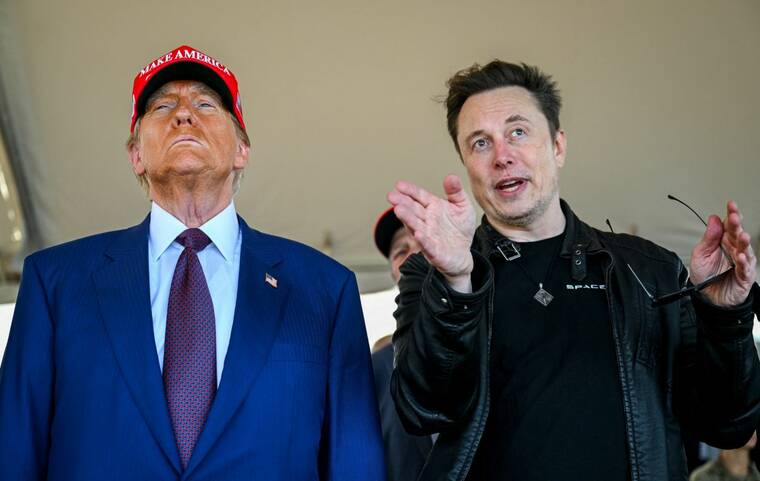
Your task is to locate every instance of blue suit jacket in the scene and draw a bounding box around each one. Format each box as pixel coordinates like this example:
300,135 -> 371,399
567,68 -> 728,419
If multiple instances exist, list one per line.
0,216 -> 384,480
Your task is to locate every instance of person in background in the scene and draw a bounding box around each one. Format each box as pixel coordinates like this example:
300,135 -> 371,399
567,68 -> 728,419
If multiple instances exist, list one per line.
371,207 -> 433,481
691,433 -> 760,481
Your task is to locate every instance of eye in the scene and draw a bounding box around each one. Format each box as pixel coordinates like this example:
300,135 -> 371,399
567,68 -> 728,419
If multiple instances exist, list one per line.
148,98 -> 175,113
509,128 -> 526,139
391,248 -> 408,261
472,138 -> 491,152
197,98 -> 218,109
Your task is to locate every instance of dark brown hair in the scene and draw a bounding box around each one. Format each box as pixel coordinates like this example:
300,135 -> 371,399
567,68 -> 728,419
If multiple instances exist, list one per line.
445,60 -> 562,154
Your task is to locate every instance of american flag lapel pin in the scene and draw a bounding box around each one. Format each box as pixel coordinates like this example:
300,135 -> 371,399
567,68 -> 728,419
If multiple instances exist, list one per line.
265,273 -> 278,288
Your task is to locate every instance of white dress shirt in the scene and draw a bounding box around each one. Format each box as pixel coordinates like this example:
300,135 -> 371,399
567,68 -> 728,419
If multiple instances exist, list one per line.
148,201 -> 241,386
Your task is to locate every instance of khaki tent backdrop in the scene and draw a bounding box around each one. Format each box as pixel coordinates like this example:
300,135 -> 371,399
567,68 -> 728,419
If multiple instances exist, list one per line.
0,0 -> 758,301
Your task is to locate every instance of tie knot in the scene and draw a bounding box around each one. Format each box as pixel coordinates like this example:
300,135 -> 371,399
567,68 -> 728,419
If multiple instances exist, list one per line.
176,228 -> 212,252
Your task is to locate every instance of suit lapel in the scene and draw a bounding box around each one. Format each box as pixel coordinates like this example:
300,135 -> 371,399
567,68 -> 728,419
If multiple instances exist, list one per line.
93,216 -> 181,474
185,218 -> 290,476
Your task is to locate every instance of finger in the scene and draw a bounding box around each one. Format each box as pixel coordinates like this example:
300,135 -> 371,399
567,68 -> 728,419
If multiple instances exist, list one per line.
395,180 -> 436,208
443,174 -> 468,206
387,188 -> 405,207
730,231 -> 755,266
694,214 -> 724,257
392,195 -> 428,224
723,211 -> 744,241
720,219 -> 747,253
388,188 -> 421,212
387,189 -> 427,216
717,235 -> 753,283
727,214 -> 757,282
734,251 -> 756,284
726,200 -> 741,220
724,200 -> 744,231
746,234 -> 757,264
736,231 -> 751,251
719,213 -> 745,265
393,205 -> 426,233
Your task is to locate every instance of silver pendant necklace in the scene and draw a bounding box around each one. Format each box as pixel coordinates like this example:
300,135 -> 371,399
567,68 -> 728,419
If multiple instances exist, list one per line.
533,283 -> 554,307
496,240 -> 560,307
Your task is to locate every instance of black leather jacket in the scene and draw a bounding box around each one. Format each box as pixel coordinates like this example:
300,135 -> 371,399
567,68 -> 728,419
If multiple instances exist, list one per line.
391,201 -> 760,481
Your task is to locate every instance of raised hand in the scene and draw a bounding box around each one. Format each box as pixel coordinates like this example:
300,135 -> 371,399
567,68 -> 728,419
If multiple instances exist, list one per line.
690,201 -> 757,307
387,175 -> 477,292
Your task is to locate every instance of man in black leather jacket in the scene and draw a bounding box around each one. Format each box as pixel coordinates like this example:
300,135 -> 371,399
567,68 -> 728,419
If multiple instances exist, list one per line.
387,60 -> 760,481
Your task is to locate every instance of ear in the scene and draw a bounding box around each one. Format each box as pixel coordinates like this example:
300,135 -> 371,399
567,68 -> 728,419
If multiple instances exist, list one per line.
553,129 -> 567,168
233,140 -> 250,170
127,141 -> 145,175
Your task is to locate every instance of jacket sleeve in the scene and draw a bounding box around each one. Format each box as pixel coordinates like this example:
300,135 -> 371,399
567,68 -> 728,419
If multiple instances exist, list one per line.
390,252 -> 493,435
0,255 -> 54,480
675,265 -> 760,449
318,272 -> 385,481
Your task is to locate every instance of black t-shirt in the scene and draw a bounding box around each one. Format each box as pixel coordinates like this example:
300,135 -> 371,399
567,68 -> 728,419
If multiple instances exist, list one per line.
468,229 -> 628,481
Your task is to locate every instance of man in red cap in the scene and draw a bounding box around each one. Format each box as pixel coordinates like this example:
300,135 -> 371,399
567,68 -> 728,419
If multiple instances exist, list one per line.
370,208 -> 432,481
0,45 -> 384,481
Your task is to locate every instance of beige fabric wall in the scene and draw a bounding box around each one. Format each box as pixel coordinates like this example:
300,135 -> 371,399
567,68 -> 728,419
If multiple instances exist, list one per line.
3,0 -> 759,292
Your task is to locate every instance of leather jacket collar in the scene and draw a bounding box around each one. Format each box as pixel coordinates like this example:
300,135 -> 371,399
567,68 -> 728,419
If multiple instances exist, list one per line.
473,199 -> 606,282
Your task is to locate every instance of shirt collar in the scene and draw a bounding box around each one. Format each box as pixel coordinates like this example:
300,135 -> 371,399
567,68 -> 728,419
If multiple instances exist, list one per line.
149,201 -> 239,262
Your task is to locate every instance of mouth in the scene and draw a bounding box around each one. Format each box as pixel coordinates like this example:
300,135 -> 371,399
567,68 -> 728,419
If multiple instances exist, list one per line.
495,177 -> 528,194
170,135 -> 201,147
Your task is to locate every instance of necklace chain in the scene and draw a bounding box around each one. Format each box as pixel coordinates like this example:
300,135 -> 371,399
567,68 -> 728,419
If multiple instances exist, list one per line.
495,239 -> 562,307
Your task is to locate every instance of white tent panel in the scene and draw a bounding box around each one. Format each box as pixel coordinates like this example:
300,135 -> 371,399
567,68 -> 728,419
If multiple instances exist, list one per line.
0,303 -> 14,358
361,287 -> 399,349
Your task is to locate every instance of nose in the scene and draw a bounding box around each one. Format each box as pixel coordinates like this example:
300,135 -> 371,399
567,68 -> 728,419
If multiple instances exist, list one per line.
493,139 -> 513,169
172,99 -> 195,127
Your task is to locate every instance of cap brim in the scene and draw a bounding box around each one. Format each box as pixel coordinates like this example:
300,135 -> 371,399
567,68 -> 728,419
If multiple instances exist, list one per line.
136,62 -> 235,119
374,208 -> 404,258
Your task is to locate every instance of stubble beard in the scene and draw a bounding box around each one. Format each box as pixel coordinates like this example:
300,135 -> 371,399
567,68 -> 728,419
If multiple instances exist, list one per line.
493,176 -> 560,228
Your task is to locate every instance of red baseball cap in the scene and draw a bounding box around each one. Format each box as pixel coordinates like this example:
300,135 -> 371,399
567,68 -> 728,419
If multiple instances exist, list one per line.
374,207 -> 404,259
130,45 -> 245,133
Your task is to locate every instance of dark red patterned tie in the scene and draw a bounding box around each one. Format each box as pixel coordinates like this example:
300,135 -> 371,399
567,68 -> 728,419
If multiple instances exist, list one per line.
163,228 -> 216,470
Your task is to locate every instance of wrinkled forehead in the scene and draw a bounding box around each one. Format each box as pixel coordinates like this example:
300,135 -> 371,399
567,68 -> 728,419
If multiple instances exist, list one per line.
457,86 -> 550,144
144,80 -> 226,110
461,87 -> 542,125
